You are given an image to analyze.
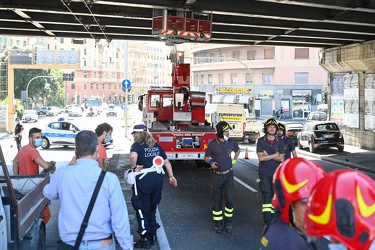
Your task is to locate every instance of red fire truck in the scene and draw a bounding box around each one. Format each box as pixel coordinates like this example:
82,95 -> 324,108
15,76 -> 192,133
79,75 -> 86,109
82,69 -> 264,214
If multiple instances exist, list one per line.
140,53 -> 216,164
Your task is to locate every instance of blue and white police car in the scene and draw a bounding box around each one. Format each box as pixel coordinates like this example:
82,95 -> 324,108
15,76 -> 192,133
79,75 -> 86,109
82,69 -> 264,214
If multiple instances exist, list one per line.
41,120 -> 80,149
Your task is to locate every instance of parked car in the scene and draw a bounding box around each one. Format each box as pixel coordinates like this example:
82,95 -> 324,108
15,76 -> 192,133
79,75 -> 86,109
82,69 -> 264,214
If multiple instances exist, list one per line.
297,121 -> 344,153
46,106 -> 59,116
70,106 -> 83,117
283,122 -> 304,145
37,106 -> 47,115
306,111 -> 328,122
22,109 -> 38,123
41,120 -> 80,149
106,104 -> 117,117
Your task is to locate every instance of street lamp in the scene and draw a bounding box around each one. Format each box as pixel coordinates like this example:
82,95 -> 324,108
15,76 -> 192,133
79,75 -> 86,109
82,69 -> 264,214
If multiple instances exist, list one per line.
26,76 -> 55,109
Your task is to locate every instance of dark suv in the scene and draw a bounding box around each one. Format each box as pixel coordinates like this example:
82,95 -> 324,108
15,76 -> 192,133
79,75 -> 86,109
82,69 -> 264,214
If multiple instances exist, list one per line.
297,121 -> 344,153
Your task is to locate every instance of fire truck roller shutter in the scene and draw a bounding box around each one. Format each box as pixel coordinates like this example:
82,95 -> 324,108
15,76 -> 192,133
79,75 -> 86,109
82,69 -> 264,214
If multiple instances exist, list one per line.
191,91 -> 206,107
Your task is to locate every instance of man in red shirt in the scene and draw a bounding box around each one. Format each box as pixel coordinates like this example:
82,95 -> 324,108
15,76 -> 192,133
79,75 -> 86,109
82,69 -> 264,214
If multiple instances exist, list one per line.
13,127 -> 56,224
95,123 -> 113,171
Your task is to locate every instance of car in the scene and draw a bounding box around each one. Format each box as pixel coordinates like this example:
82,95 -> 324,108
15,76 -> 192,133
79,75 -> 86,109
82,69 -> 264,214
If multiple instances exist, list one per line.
37,106 -> 47,115
306,111 -> 328,122
41,121 -> 80,149
22,109 -> 38,123
70,107 -> 83,117
297,121 -> 344,153
283,122 -> 304,145
106,104 -> 117,117
46,106 -> 59,116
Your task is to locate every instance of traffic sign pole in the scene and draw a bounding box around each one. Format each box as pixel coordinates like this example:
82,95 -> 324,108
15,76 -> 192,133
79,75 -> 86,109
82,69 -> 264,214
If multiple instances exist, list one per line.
125,88 -> 128,137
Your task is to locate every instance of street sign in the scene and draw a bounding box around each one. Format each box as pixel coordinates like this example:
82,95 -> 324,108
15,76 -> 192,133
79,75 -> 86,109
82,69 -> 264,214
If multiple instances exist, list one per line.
122,79 -> 131,89
121,103 -> 126,110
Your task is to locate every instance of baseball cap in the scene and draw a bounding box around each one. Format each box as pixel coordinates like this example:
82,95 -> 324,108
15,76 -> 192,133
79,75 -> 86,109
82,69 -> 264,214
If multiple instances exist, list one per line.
131,124 -> 147,134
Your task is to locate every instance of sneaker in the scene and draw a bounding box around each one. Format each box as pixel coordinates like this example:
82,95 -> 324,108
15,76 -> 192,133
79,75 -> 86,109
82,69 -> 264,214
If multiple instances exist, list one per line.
149,234 -> 157,245
134,236 -> 151,249
214,225 -> 223,233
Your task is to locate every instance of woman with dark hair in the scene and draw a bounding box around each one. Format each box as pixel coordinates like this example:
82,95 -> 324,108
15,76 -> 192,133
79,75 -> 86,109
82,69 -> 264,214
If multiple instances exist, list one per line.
129,124 -> 177,249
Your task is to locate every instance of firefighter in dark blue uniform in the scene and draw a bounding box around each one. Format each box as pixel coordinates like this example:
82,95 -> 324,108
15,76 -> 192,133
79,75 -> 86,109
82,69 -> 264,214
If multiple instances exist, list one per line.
130,124 -> 177,249
259,158 -> 326,250
204,121 -> 240,234
256,118 -> 285,225
277,123 -> 297,160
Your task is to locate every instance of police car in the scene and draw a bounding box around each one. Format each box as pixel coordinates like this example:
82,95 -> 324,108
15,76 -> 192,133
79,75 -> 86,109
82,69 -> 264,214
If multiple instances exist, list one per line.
41,121 -> 80,149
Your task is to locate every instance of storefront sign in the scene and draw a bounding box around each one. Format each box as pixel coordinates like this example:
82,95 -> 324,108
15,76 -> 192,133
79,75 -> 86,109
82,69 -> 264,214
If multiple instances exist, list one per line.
259,90 -> 274,99
292,90 -> 312,96
217,87 -> 250,94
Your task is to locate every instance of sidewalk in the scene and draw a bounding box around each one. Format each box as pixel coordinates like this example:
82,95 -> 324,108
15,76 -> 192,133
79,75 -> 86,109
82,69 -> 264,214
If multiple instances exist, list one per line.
296,145 -> 375,174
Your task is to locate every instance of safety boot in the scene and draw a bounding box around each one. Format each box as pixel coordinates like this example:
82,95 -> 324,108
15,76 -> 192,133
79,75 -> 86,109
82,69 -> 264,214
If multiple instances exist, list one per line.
149,233 -> 157,245
134,236 -> 151,249
214,222 -> 223,233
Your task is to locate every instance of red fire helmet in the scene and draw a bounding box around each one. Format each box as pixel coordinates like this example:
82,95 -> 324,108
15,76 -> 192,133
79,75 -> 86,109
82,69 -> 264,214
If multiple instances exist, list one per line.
305,169 -> 375,250
273,157 -> 326,223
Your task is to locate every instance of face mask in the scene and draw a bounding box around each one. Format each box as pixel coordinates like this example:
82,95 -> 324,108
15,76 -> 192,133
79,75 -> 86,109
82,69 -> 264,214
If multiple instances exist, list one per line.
34,138 -> 43,147
223,135 -> 229,141
328,243 -> 347,250
105,135 -> 112,143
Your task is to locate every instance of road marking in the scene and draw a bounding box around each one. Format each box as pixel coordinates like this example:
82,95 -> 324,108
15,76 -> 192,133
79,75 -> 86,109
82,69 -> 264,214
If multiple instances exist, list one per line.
234,176 -> 258,192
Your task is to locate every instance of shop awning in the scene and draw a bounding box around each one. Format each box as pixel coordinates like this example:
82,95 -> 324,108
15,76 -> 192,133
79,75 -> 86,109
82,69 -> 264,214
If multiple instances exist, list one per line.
238,95 -> 251,104
212,95 -> 225,103
222,95 -> 237,104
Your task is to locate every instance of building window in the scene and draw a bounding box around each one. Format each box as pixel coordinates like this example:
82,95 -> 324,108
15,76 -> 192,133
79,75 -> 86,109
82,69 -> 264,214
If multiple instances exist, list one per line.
295,48 -> 309,59
219,74 -> 224,84
230,74 -> 237,84
96,84 -> 98,89
84,60 -> 86,67
195,75 -> 199,85
208,74 -> 213,84
60,38 -> 64,44
233,51 -> 240,60
71,83 -> 75,90
209,53 -> 214,62
201,75 -> 204,85
219,52 -> 226,62
90,84 -> 93,90
246,73 -> 253,84
264,49 -> 274,59
295,72 -> 309,84
109,83 -> 111,89
262,74 -> 272,84
94,72 -> 97,78
247,50 -> 255,60
102,83 -> 105,89
84,84 -> 86,90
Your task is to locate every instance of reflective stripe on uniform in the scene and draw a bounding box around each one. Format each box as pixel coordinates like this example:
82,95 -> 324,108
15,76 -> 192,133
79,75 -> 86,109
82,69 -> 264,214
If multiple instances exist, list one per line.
213,210 -> 223,221
224,207 -> 234,218
262,203 -> 275,213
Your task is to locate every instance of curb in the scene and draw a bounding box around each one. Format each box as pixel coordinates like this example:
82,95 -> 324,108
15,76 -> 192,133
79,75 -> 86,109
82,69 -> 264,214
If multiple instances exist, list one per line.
296,149 -> 375,174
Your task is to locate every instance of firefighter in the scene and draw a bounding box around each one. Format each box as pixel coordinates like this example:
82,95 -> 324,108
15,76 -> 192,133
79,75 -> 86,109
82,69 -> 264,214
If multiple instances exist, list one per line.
305,170 -> 375,250
129,124 -> 177,249
277,123 -> 297,160
204,121 -> 240,233
256,118 -> 285,225
259,158 -> 326,249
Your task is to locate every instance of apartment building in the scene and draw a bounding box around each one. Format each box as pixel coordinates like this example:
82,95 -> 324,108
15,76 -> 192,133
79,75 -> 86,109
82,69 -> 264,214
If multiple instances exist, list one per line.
187,44 -> 328,118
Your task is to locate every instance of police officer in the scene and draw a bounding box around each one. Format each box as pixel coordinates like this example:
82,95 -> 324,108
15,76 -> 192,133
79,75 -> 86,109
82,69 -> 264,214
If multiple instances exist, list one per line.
256,118 -> 285,225
259,158 -> 326,250
277,123 -> 297,160
305,170 -> 375,250
204,121 -> 240,233
130,124 -> 177,249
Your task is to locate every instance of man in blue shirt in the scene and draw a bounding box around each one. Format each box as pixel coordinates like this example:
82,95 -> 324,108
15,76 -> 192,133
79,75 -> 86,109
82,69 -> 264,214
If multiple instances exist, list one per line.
204,121 -> 240,234
277,123 -> 297,160
43,130 -> 133,250
256,118 -> 285,225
